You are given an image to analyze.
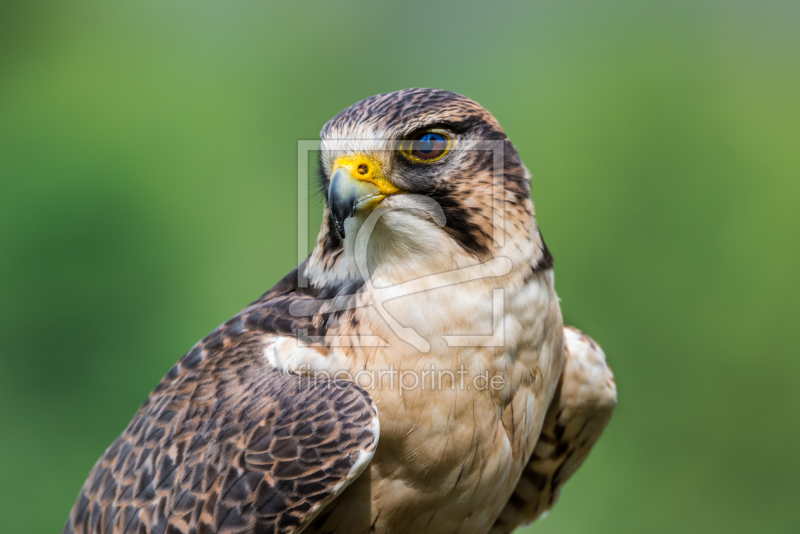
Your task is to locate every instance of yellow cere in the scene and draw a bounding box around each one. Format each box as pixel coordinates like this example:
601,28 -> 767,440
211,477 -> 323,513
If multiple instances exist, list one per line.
333,154 -> 401,195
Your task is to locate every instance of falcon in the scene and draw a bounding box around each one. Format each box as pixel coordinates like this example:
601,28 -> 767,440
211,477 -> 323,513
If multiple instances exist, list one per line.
64,88 -> 617,534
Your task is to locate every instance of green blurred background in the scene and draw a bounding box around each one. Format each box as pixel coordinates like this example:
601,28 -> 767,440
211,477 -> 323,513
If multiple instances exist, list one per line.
1,1 -> 799,532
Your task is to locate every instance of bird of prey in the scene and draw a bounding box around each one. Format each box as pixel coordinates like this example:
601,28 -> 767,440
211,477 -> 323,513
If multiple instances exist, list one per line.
64,88 -> 617,534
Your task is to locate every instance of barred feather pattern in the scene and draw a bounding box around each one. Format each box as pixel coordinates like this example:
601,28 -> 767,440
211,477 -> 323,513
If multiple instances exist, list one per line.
63,270 -> 379,534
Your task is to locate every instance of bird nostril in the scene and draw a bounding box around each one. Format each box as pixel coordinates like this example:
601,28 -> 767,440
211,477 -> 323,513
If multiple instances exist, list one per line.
357,164 -> 369,176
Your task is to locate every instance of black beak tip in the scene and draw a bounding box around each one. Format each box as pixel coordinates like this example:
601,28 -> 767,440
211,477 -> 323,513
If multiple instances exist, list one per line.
330,199 -> 355,239
331,212 -> 347,239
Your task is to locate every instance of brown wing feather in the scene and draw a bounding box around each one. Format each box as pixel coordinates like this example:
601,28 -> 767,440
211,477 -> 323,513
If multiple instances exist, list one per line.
63,264 -> 378,534
491,326 -> 617,533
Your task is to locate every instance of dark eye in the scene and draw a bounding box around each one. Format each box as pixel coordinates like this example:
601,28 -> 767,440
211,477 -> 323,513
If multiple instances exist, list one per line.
403,129 -> 452,162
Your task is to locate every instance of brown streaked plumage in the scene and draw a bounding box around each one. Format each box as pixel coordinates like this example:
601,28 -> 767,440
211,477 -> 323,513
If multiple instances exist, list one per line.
64,89 -> 616,534
64,269 -> 378,534
490,327 -> 617,533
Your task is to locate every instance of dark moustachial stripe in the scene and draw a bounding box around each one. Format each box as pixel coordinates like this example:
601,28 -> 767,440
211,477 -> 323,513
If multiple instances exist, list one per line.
427,187 -> 491,258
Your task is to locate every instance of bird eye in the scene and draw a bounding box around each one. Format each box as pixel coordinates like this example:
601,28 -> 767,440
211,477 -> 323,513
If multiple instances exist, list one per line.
402,129 -> 452,163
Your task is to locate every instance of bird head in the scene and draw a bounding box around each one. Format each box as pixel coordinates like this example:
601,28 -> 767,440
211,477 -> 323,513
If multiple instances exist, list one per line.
314,88 -> 548,282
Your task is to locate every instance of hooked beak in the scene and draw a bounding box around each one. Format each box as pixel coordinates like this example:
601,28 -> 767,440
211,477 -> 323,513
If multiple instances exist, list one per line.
328,155 -> 400,238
